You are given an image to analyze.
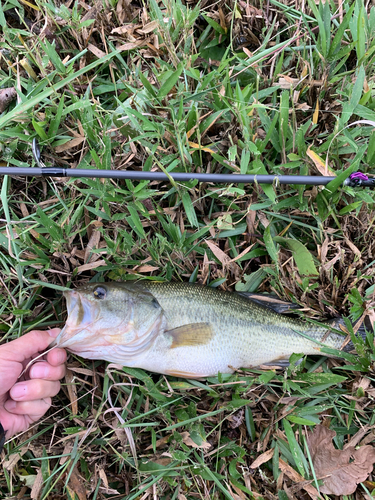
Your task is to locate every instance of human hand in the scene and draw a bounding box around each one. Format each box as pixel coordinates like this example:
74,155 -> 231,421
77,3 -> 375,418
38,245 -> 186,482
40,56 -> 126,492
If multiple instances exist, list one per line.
0,329 -> 66,439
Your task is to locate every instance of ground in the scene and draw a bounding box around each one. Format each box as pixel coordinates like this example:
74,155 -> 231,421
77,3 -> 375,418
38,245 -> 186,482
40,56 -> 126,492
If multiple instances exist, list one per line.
1,0 -> 375,498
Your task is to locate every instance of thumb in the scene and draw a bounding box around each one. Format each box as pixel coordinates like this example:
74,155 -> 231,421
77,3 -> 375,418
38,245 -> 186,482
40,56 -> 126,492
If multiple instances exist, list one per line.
0,329 -> 61,363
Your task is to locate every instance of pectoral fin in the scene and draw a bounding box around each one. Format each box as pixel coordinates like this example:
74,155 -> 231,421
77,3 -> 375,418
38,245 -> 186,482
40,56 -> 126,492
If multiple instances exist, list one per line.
168,322 -> 213,348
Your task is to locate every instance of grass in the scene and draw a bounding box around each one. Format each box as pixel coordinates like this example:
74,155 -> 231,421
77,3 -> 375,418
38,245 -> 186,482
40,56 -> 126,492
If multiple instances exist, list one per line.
1,0 -> 375,498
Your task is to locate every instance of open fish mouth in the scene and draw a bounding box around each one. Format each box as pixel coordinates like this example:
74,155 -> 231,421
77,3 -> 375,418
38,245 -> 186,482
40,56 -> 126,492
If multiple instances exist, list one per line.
51,290 -> 101,349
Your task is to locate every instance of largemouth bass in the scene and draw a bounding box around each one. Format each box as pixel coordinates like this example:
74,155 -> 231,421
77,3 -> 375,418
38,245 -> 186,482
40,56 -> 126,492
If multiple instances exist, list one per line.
52,281 -> 356,378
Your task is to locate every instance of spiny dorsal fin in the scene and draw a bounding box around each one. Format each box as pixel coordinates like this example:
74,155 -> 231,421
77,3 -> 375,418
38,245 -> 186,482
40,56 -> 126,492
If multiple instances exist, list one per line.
168,323 -> 213,348
237,292 -> 301,315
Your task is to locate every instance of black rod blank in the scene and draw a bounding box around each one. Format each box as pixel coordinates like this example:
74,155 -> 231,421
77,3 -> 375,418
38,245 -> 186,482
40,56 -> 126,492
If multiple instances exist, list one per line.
0,166 -> 340,185
1,141 -> 374,187
1,166 -> 375,187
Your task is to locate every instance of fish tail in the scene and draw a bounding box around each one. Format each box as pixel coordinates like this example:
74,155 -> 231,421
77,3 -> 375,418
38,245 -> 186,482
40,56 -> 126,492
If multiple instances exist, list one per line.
342,320 -> 372,353
325,317 -> 372,352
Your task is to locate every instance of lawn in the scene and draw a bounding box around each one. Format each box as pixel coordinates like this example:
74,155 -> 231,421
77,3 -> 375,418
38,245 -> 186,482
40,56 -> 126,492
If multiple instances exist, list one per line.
1,0 -> 375,498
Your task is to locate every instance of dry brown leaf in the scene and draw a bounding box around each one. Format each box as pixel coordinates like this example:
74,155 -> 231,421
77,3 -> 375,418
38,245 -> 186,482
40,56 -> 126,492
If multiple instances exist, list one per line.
98,467 -> 109,491
55,137 -> 85,153
250,448 -> 274,469
77,259 -> 106,273
0,87 -> 17,113
367,309 -> 375,329
278,458 -> 319,500
278,76 -> 299,89
227,482 -> 246,500
307,424 -> 375,495
111,24 -> 139,35
60,442 -> 74,465
133,264 -> 159,273
87,43 -> 106,59
188,141 -> 216,154
137,20 -> 158,33
181,431 -> 211,451
65,368 -> 78,415
312,99 -> 319,124
296,103 -> 311,111
116,40 -> 148,51
30,468 -> 43,500
67,466 -> 87,500
3,449 -> 26,472
205,240 -> 230,264
344,236 -> 362,257
306,146 -> 335,176
84,228 -> 101,264
205,240 -> 239,275
145,434 -> 171,451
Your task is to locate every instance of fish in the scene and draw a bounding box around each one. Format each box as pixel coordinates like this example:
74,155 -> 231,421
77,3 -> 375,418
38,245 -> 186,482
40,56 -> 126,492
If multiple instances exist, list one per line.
52,281 -> 361,379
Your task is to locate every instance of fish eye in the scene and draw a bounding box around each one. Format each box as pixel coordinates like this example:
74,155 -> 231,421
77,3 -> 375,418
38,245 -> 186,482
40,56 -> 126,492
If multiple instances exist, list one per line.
93,286 -> 107,300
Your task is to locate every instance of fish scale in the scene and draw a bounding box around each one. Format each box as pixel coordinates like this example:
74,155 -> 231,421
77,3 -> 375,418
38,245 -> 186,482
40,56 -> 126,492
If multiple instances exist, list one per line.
53,281 -> 354,378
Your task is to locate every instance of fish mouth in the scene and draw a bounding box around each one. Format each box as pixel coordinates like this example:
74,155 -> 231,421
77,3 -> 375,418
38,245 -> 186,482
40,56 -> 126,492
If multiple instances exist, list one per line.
51,290 -> 100,349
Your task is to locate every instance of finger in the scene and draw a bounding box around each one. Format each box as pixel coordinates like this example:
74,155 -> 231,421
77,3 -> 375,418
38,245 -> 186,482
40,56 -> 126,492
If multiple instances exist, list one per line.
29,362 -> 66,381
10,380 -> 61,401
4,397 -> 52,417
0,329 -> 61,363
45,347 -> 67,367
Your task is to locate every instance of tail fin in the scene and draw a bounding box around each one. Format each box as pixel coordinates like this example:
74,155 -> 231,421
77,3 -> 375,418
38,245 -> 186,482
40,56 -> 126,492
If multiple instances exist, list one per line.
325,317 -> 372,353
343,321 -> 373,353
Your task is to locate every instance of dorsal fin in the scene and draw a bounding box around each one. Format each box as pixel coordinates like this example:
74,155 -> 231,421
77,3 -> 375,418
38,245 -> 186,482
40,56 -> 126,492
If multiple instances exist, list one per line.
237,292 -> 301,314
168,323 -> 213,348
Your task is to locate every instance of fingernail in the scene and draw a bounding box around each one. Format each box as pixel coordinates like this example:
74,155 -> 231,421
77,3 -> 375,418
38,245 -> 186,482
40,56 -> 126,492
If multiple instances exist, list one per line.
54,349 -> 66,365
4,400 -> 16,410
11,383 -> 28,399
30,365 -> 49,379
48,328 -> 60,338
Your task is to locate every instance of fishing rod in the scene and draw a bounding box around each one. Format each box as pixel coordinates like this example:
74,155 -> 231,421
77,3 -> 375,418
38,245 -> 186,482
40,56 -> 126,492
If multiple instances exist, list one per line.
0,139 -> 373,188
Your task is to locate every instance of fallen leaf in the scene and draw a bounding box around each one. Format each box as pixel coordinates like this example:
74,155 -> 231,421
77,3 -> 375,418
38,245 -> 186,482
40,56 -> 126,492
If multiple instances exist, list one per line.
111,24 -> 140,35
87,43 -> 107,59
0,87 -> 17,113
67,466 -> 87,500
137,20 -> 158,33
3,453 -> 21,471
116,40 -> 148,51
77,259 -> 106,274
30,468 -> 43,500
54,137 -> 85,153
250,448 -> 274,469
84,228 -> 101,264
205,240 -> 240,275
307,424 -> 375,495
296,103 -> 311,111
98,467 -> 109,491
181,431 -> 211,451
279,458 -> 319,500
65,368 -> 78,415
145,434 -> 171,450
188,141 -> 216,154
312,99 -> 319,124
306,146 -> 335,176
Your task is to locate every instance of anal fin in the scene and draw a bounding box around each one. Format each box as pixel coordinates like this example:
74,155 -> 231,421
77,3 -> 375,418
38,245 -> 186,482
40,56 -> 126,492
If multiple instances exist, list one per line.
165,369 -> 209,379
168,322 -> 213,348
